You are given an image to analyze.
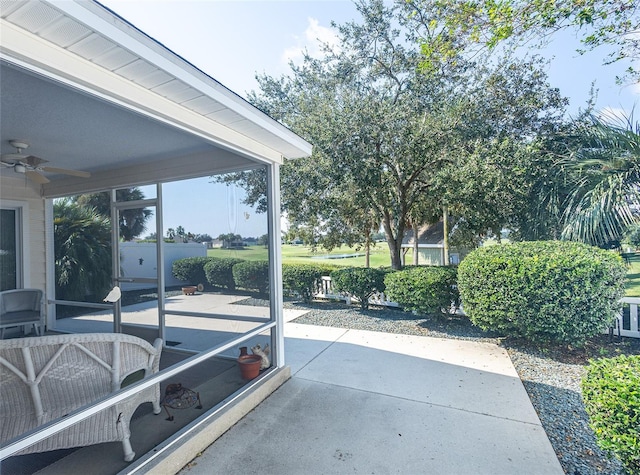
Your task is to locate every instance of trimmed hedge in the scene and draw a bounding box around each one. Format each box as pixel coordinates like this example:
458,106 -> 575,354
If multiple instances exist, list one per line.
457,241 -> 626,346
233,260 -> 269,294
384,266 -> 459,315
582,355 -> 640,474
331,267 -> 386,310
204,257 -> 244,290
282,264 -> 324,302
171,257 -> 211,286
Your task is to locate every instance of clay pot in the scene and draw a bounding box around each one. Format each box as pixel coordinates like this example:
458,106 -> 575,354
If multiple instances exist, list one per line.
182,286 -> 197,295
237,354 -> 262,380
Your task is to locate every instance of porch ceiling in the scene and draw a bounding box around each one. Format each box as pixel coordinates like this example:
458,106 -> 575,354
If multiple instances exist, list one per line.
0,62 -> 237,196
0,0 -> 311,198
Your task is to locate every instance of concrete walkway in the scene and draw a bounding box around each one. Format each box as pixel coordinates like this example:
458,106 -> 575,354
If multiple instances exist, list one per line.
179,323 -> 564,475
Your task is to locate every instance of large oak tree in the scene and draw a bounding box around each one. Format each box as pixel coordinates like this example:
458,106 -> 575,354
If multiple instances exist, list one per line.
231,0 -> 568,268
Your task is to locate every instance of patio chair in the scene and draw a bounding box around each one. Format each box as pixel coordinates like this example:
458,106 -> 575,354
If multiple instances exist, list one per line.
0,288 -> 44,339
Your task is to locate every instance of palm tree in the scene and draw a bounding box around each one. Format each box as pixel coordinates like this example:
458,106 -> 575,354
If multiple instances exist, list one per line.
560,114 -> 640,248
74,188 -> 152,241
54,199 -> 112,302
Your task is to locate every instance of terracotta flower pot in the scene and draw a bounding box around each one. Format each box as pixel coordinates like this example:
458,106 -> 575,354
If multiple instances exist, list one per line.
237,354 -> 262,380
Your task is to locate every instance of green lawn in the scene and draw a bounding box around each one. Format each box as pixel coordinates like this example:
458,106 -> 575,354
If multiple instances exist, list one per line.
209,244 -> 392,267
625,252 -> 640,297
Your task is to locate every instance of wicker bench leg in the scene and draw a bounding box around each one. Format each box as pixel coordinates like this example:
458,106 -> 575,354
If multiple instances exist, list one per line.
122,437 -> 135,462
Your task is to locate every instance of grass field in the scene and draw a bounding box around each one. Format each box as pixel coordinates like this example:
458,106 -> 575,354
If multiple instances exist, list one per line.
625,252 -> 640,297
208,244 -> 393,267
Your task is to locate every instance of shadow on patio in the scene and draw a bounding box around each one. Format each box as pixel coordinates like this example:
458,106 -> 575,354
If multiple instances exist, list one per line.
178,324 -> 565,474
1,295 -> 563,475
0,293 -> 306,475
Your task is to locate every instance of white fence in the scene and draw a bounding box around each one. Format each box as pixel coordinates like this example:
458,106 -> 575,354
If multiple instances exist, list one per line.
615,297 -> 640,338
313,276 -> 399,308
313,276 -> 640,339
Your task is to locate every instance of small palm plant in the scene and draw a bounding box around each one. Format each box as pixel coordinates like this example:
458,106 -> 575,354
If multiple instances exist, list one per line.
54,198 -> 112,302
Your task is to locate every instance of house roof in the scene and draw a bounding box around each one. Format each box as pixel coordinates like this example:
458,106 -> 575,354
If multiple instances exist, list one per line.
0,0 -> 312,197
402,221 -> 446,247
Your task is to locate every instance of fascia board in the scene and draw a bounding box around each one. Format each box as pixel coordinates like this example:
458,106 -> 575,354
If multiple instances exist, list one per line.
46,0 -> 312,158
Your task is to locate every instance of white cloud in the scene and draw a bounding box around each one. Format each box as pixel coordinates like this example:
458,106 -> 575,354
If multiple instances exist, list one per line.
281,17 -> 340,65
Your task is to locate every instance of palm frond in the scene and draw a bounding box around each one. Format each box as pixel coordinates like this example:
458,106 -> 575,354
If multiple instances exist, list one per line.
560,114 -> 640,247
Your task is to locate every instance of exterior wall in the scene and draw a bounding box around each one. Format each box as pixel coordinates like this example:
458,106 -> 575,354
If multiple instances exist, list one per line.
417,247 -> 444,266
119,241 -> 206,290
0,177 -> 46,290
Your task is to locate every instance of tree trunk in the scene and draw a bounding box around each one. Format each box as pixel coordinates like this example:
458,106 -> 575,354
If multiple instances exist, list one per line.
412,221 -> 419,266
365,239 -> 370,268
382,211 -> 405,270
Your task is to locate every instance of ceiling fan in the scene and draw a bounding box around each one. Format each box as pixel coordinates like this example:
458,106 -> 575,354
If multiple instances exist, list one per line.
0,140 -> 91,184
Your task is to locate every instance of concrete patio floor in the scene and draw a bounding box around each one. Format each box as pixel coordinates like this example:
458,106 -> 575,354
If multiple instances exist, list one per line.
178,322 -> 564,475
26,294 -> 563,474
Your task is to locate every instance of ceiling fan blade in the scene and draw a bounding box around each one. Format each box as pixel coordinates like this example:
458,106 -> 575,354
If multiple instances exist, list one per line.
25,170 -> 50,184
39,166 -> 90,178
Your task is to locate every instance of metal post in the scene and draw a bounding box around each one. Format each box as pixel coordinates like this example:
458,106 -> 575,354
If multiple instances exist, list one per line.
156,183 -> 165,343
266,164 -> 284,368
110,189 -> 122,333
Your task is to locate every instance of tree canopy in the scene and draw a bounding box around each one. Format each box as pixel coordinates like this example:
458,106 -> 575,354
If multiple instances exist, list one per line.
237,0 -> 568,268
407,0 -> 640,82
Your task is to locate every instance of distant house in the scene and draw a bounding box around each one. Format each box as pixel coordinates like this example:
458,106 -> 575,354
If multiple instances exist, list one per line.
401,220 -> 469,266
205,239 -> 224,249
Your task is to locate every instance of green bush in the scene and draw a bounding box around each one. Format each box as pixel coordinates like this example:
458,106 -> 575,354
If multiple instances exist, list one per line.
282,264 -> 324,302
582,355 -> 640,474
171,257 -> 211,286
204,257 -> 244,290
384,266 -> 459,315
331,267 -> 386,310
232,260 -> 270,294
457,241 -> 626,346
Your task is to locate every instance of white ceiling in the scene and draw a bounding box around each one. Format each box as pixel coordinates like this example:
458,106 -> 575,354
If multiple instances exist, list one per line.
1,62 -> 217,174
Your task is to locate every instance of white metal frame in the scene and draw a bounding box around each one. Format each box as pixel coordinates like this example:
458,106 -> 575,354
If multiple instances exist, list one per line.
0,200 -> 28,289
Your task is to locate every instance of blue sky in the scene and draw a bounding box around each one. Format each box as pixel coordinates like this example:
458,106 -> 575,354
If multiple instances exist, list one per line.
100,0 -> 639,238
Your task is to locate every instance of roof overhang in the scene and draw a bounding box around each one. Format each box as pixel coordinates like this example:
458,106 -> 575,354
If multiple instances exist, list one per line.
0,0 -> 311,198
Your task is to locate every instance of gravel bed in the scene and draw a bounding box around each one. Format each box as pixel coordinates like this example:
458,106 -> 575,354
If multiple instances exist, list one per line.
237,297 -> 633,475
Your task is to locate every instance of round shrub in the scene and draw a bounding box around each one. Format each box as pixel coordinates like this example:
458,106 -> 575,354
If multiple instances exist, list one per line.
331,267 -> 386,310
282,264 -> 324,302
582,355 -> 640,474
171,257 -> 211,286
457,241 -> 626,346
232,260 -> 270,295
204,257 -> 244,290
384,266 -> 459,315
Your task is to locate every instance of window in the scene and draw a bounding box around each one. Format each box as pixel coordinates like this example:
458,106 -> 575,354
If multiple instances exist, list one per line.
0,207 -> 20,290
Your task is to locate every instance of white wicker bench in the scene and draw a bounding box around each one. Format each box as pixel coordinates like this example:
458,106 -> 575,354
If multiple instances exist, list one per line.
0,333 -> 162,462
